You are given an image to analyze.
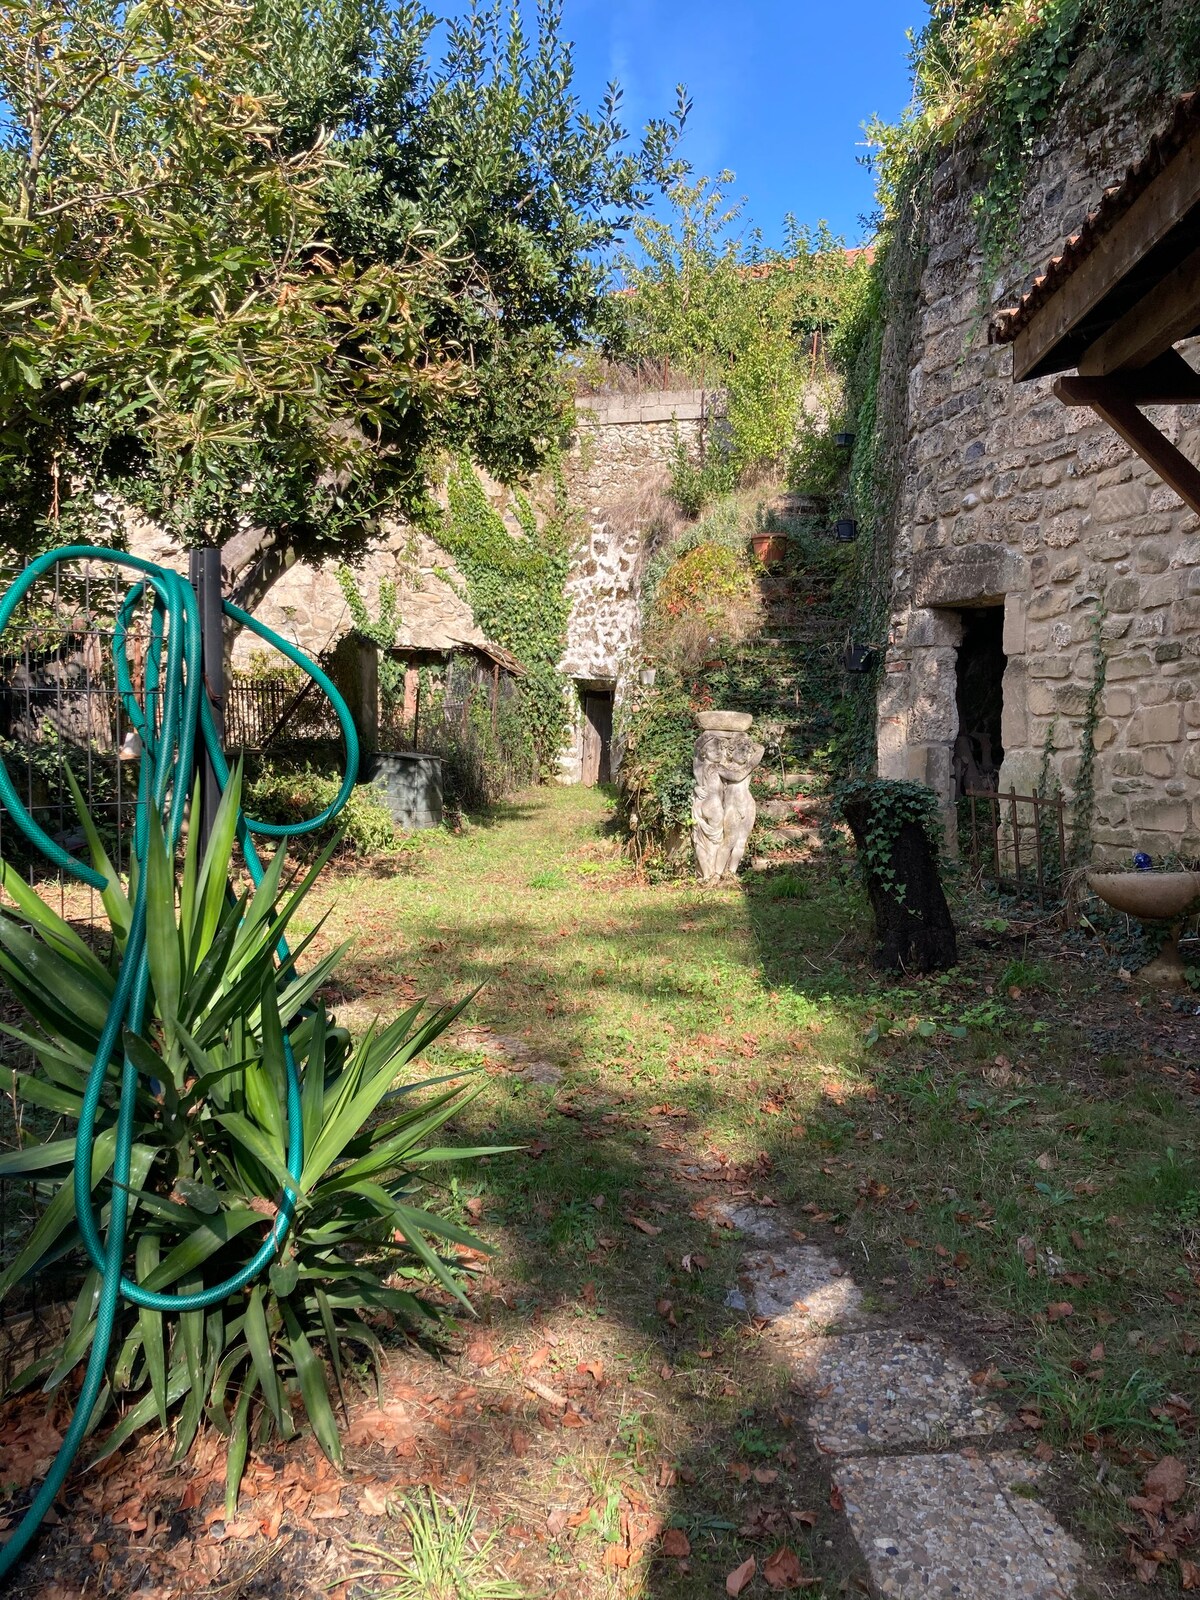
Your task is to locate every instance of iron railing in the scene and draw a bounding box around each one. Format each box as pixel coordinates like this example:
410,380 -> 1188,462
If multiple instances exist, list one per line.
962,786 -> 1070,907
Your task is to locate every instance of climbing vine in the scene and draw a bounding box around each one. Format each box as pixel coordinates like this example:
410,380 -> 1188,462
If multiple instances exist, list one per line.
336,566 -> 404,714
834,777 -> 944,901
868,0 -> 1200,295
1069,609 -> 1108,867
831,219 -> 928,780
439,460 -> 574,775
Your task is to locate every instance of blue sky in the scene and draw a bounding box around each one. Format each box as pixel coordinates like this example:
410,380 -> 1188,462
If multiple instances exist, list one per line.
558,0 -> 928,248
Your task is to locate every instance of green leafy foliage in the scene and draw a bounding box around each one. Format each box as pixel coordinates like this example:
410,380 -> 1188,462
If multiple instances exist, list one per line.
616,679 -> 697,869
439,461 -> 573,776
244,762 -> 401,856
646,536 -> 762,677
410,674 -> 537,814
337,568 -> 404,717
0,776 -> 504,1508
614,173 -> 867,507
866,0 -> 1200,288
787,413 -> 846,498
834,777 -> 943,903
0,0 -> 684,587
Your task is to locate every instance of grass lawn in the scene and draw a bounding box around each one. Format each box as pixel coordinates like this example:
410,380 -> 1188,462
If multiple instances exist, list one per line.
285,783 -> 1200,1599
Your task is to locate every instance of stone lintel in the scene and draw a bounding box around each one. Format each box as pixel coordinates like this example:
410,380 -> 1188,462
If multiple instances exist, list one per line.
575,389 -> 709,426
912,546 -> 1023,609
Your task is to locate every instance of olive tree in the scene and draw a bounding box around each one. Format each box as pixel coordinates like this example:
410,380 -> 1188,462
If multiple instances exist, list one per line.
0,0 -> 685,608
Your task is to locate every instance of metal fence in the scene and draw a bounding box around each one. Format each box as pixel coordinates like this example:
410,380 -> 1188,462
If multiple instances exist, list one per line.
224,671 -> 342,750
962,786 -> 1070,907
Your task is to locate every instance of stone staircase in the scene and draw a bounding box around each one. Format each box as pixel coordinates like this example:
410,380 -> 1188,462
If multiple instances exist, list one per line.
713,541 -> 853,860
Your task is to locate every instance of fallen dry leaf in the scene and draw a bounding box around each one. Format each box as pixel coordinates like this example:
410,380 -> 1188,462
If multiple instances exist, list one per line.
763,1545 -> 815,1589
1045,1301 -> 1074,1321
1144,1456 -> 1188,1504
661,1528 -> 691,1558
726,1556 -> 756,1595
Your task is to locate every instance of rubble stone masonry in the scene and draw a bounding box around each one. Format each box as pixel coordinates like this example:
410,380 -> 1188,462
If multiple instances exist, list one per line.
878,83 -> 1200,861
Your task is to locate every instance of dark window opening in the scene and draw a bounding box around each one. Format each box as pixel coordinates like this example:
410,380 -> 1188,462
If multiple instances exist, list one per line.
580,687 -> 614,787
953,607 -> 1006,797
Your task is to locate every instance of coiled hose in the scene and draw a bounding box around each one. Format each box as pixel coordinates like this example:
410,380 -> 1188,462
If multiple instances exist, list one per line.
0,547 -> 359,1577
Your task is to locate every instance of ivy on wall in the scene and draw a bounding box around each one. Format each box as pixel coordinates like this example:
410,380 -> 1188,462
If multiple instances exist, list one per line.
439,461 -> 574,775
336,566 -> 404,715
868,0 -> 1200,294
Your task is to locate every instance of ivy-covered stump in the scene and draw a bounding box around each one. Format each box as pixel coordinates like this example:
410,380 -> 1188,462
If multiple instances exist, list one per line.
838,779 -> 957,974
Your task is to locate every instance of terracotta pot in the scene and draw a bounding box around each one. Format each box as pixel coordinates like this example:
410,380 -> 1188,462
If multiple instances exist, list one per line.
751,533 -> 788,565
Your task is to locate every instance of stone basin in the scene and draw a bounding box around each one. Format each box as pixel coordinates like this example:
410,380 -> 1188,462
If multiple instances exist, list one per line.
695,710 -> 754,733
1087,870 -> 1200,921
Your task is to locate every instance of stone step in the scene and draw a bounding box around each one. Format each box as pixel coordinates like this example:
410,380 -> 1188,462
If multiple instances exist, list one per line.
756,822 -> 822,843
728,1202 -> 1091,1600
836,1452 -> 1087,1599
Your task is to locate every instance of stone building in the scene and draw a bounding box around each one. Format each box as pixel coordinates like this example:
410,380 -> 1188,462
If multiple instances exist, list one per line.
170,387 -> 710,785
557,388 -> 706,783
875,83 -> 1200,861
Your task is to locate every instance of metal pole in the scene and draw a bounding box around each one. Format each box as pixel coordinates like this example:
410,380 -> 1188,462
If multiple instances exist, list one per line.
188,546 -> 225,852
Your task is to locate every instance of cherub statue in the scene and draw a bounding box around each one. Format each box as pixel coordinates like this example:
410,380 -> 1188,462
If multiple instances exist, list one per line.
692,727 -> 765,884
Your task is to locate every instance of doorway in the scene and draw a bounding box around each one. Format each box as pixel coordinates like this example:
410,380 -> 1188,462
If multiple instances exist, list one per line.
953,607 -> 1006,796
580,687 -> 614,787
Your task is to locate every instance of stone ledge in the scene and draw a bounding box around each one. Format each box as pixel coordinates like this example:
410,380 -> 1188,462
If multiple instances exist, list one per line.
575,388 -> 709,426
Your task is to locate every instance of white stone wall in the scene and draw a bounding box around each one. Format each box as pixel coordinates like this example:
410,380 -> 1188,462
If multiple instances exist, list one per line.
878,85 -> 1200,861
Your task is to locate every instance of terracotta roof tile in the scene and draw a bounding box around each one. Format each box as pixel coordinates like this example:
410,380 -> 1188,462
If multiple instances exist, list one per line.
990,89 -> 1200,346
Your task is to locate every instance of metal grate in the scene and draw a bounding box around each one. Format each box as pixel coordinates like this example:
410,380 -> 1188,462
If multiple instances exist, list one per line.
962,786 -> 1070,908
0,555 -> 154,1336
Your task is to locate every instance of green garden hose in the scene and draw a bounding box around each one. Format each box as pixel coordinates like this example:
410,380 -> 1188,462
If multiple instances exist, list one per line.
0,546 -> 359,1576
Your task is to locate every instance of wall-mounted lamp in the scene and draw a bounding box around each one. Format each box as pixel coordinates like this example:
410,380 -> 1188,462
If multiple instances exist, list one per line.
834,431 -> 855,448
834,519 -> 858,543
842,643 -> 874,674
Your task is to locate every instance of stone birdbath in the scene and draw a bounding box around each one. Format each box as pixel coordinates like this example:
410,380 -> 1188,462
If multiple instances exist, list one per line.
1087,869 -> 1200,987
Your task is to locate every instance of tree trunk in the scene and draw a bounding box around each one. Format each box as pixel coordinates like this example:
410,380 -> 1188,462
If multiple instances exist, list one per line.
841,800 -> 957,973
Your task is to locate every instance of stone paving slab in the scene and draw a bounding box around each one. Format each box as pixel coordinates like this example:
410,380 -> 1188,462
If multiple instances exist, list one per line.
834,1451 -> 1087,1598
792,1329 -> 1006,1453
726,1205 -> 867,1330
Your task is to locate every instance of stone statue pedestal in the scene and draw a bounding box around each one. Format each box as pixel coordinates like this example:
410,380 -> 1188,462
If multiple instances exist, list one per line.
692,711 -> 764,885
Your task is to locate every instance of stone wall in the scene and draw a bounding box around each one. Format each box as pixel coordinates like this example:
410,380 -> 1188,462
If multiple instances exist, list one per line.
877,83 -> 1200,862
557,389 -> 706,781
127,391 -> 708,784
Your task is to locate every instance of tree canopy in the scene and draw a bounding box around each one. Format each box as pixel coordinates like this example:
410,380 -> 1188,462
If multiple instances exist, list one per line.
0,0 -> 685,602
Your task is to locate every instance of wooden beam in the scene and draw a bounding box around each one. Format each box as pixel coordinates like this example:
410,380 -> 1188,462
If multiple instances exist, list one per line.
1012,132 -> 1200,381
1068,382 -> 1200,518
1077,240 -> 1200,374
1054,350 -> 1200,407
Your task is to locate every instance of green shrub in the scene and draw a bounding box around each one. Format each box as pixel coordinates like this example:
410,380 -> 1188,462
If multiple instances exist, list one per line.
0,776 -> 503,1512
787,413 -> 844,498
245,762 -> 399,855
410,673 -> 538,812
617,678 -> 697,866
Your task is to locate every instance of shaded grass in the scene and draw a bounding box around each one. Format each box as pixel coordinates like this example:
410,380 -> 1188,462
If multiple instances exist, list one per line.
295,785 -> 1200,1595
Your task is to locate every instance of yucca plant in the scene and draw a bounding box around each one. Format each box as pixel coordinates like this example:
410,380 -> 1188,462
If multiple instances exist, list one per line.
0,772 -> 505,1511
